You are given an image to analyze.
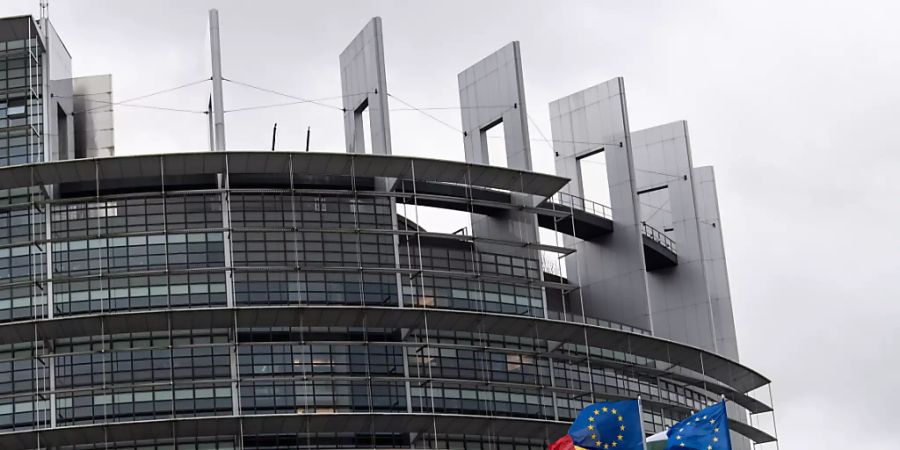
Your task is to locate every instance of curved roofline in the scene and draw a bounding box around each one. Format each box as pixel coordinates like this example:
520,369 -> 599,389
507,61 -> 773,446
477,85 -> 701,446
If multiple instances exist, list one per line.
0,151 -> 570,198
0,305 -> 769,393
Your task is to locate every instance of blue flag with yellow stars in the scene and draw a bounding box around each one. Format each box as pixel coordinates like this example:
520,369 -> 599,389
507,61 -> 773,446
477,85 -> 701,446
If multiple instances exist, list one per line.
666,401 -> 732,450
568,400 -> 644,450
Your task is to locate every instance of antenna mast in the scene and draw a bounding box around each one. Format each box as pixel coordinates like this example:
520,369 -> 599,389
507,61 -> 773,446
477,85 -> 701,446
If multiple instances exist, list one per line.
270,123 -> 277,151
305,126 -> 311,152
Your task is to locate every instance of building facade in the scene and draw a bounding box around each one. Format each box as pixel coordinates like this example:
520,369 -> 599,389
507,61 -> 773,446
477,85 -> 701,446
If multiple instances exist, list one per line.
0,13 -> 776,450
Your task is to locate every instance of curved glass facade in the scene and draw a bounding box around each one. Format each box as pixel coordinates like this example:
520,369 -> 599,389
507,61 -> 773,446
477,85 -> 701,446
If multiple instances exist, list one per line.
0,152 -> 771,450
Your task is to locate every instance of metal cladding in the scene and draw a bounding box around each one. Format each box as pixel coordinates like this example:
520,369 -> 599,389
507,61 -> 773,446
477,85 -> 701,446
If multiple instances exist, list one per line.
632,121 -> 718,353
0,12 -> 773,450
550,79 -> 653,333
209,9 -> 226,151
693,165 -> 741,359
72,74 -> 115,158
457,42 -> 540,258
340,17 -> 393,155
458,41 -> 532,170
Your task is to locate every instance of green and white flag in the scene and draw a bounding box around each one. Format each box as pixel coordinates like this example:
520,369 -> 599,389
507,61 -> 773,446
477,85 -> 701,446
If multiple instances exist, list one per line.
646,430 -> 668,450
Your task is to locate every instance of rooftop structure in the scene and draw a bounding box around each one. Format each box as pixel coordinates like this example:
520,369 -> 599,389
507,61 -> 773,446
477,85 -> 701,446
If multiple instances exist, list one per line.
0,11 -> 777,450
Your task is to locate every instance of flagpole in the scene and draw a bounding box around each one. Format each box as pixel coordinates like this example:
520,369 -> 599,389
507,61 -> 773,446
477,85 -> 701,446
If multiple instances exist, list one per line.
719,395 -> 732,450
637,396 -> 648,450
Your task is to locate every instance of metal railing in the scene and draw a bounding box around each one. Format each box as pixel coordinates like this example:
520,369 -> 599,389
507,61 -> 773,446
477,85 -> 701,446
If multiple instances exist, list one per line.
641,222 -> 677,253
545,309 -> 652,335
549,191 -> 613,220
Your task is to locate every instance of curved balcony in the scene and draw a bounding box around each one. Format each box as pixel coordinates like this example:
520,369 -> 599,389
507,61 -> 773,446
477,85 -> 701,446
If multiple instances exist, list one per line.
641,222 -> 678,270
0,412 -> 775,448
0,151 -> 774,448
0,304 -> 768,393
0,152 -> 679,271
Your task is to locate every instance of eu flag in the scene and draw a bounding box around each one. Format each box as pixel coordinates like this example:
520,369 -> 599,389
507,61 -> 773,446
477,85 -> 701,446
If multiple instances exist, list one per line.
666,401 -> 732,450
568,400 -> 644,450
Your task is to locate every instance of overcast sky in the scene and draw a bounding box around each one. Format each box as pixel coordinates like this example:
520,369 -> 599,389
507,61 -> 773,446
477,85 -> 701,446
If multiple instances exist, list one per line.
4,1 -> 899,448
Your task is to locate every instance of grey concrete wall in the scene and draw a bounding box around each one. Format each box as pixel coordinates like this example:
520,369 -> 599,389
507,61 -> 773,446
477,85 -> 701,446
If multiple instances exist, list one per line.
340,17 -> 392,156
72,74 -> 115,158
458,42 -> 539,256
693,166 -> 740,360
632,121 -> 716,352
549,78 -> 651,330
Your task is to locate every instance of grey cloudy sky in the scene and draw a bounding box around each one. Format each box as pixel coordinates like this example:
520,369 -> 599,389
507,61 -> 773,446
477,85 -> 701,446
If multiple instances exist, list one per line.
4,0 -> 899,448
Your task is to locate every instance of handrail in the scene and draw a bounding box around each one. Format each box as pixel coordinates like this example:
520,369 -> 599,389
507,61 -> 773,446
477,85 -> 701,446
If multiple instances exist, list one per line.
543,193 -> 678,254
548,192 -> 613,220
641,222 -> 677,253
546,310 -> 652,335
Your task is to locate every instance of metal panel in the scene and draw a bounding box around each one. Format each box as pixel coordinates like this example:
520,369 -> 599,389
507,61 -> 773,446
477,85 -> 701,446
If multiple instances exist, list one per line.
632,121 -> 716,352
340,17 -> 392,155
72,74 -> 114,158
694,166 -> 740,360
458,42 -> 539,255
458,41 -> 531,170
45,20 -> 75,162
550,79 -> 652,331
209,9 -> 226,151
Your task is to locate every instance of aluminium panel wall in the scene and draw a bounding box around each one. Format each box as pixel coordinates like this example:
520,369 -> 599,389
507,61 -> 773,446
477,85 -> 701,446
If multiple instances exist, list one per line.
72,74 -> 114,158
458,41 -> 531,170
549,78 -> 651,331
632,121 -> 716,352
458,42 -> 538,256
340,17 -> 392,156
693,165 -> 740,360
44,19 -> 74,162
